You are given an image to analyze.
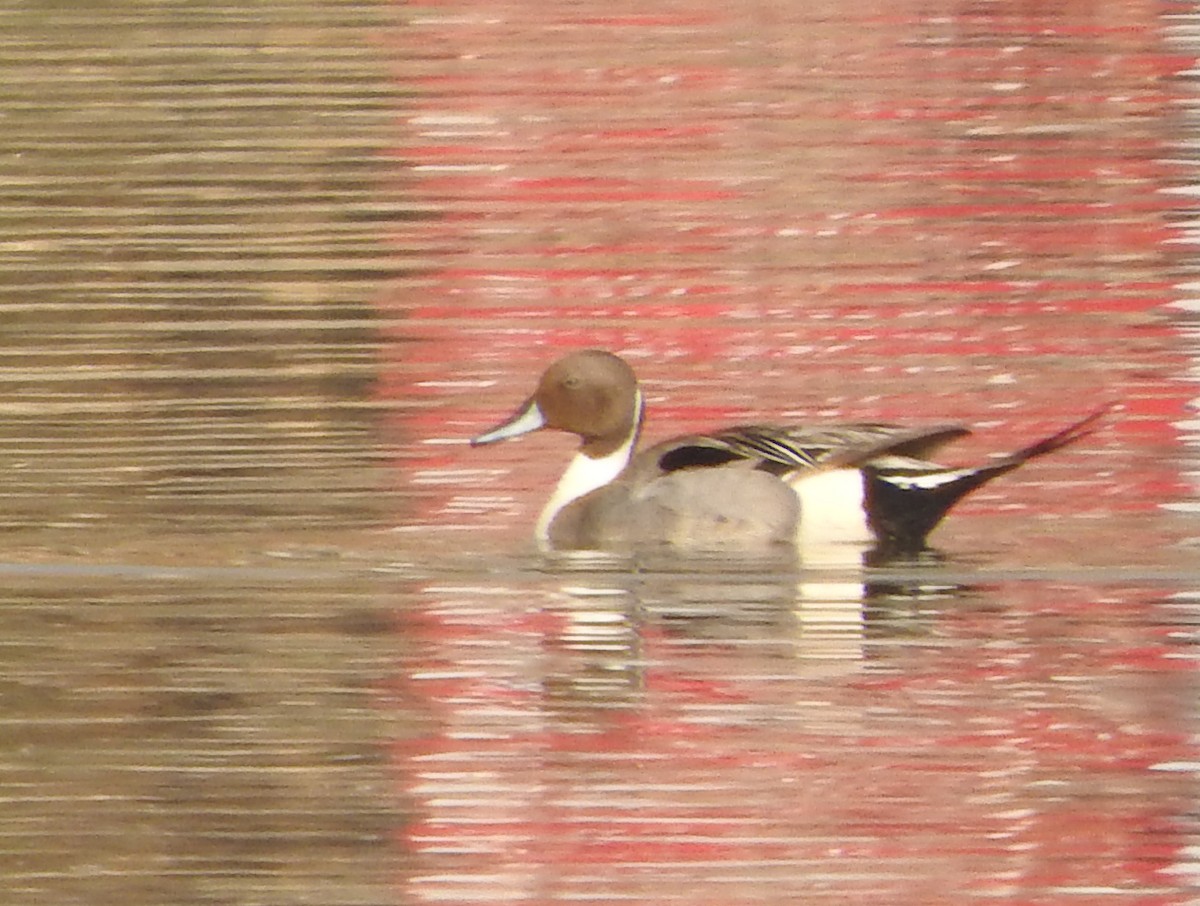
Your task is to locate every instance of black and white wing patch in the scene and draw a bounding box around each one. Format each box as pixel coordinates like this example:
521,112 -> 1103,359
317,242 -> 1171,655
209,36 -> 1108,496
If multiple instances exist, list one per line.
655,423 -> 971,477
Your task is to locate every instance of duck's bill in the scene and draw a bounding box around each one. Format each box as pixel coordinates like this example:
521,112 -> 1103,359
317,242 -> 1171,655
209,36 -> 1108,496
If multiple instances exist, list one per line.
470,397 -> 546,446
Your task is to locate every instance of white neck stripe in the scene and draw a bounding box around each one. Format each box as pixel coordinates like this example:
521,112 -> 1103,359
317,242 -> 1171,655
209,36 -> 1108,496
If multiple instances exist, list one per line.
535,389 -> 642,539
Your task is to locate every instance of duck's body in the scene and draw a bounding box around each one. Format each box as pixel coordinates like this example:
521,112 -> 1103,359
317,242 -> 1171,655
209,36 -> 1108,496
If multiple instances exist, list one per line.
471,350 -> 1107,556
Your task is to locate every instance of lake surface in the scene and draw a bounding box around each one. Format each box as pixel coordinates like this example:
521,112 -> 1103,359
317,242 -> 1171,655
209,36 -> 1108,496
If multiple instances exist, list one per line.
0,0 -> 1198,903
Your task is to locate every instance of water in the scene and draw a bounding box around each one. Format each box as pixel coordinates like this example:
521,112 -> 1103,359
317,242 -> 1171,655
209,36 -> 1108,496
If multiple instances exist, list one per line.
3,560 -> 1195,903
398,564 -> 1199,905
0,0 -> 1198,903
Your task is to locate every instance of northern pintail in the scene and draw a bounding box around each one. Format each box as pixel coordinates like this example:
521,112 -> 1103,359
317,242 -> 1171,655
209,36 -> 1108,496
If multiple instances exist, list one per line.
471,349 -> 1108,555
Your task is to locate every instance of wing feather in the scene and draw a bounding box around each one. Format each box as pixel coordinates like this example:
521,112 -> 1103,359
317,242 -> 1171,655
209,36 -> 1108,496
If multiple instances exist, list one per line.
651,423 -> 971,477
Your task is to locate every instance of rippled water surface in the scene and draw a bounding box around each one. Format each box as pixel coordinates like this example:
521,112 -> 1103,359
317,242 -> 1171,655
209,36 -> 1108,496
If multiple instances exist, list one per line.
1,0 -> 1198,903
3,559 -> 1197,903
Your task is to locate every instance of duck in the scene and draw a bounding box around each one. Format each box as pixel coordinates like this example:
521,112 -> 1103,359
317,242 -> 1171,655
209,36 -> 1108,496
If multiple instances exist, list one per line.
470,349 -> 1109,556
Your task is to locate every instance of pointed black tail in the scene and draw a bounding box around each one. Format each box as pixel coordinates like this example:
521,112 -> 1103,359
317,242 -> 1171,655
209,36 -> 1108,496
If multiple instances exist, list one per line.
865,404 -> 1113,555
997,402 -> 1112,465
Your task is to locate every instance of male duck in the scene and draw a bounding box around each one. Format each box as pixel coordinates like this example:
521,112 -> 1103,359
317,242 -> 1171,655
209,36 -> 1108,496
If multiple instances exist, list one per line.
471,349 -> 1107,555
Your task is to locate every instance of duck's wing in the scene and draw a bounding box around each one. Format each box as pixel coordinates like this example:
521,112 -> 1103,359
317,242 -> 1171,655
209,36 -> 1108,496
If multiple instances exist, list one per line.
648,423 -> 972,477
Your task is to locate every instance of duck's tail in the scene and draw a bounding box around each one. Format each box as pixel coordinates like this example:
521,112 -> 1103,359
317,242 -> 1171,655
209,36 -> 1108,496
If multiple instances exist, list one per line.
865,403 -> 1113,554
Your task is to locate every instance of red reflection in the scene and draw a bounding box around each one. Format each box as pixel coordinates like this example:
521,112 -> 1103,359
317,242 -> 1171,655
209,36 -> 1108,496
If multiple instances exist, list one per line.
376,0 -> 1198,902
382,579 -> 1197,904
378,0 -> 1194,551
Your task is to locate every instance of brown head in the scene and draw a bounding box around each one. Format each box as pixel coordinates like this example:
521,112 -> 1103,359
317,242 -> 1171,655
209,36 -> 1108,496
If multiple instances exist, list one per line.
471,349 -> 643,458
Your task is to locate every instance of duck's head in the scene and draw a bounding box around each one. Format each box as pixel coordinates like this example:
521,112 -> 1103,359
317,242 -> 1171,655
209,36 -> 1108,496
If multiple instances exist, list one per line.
471,349 -> 642,457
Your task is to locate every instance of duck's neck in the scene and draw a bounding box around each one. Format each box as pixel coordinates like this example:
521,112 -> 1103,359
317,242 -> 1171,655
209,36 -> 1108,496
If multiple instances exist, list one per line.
535,390 -> 643,540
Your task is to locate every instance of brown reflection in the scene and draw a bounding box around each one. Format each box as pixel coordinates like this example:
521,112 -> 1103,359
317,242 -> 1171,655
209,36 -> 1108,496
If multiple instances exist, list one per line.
0,573 -> 411,904
0,0 -> 410,533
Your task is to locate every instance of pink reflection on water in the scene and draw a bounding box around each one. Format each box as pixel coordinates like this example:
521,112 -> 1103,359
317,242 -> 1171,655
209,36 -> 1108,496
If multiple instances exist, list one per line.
383,578 -> 1197,904
374,0 -> 1199,900
377,0 -> 1195,557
